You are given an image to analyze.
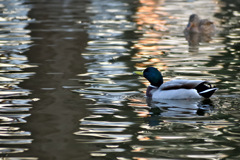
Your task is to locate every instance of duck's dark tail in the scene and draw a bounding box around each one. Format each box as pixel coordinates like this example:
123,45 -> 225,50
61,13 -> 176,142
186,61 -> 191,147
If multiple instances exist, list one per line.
195,82 -> 218,98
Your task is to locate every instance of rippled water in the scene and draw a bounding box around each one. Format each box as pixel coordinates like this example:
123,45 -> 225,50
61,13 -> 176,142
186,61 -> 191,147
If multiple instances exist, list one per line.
0,0 -> 36,158
73,0 -> 240,159
1,0 -> 240,159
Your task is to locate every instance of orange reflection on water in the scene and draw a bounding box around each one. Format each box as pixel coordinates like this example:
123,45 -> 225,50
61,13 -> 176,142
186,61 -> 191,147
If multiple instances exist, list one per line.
136,111 -> 149,117
133,0 -> 170,71
132,147 -> 145,152
135,58 -> 167,69
133,158 -> 148,160
138,136 -> 150,141
136,0 -> 167,30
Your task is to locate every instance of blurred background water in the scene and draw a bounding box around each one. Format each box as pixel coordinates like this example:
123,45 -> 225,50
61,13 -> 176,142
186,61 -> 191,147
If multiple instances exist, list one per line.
0,0 -> 239,159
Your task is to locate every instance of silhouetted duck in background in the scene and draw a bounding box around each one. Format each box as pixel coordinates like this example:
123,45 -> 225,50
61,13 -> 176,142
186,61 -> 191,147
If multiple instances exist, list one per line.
134,67 -> 218,99
184,14 -> 216,49
184,14 -> 215,35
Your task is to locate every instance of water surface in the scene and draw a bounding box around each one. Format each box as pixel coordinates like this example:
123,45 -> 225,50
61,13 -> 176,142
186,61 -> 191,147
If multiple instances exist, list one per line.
0,0 -> 240,159
73,0 -> 240,159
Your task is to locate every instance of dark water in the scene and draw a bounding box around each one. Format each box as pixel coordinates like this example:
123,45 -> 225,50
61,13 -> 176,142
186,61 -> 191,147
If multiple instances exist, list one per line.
0,0 -> 240,159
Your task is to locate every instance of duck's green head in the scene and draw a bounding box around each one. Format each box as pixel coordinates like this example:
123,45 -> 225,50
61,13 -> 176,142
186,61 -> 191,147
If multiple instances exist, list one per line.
134,67 -> 163,87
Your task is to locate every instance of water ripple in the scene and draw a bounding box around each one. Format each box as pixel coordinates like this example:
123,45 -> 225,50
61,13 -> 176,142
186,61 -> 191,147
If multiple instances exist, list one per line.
73,0 -> 240,159
0,0 -> 37,158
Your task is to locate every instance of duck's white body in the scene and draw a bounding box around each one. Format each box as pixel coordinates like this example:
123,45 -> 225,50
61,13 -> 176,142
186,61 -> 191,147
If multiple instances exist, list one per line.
152,88 -> 202,99
147,79 -> 217,100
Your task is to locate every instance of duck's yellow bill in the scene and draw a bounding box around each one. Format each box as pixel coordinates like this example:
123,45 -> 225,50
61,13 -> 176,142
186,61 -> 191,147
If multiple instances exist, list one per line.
133,71 -> 143,76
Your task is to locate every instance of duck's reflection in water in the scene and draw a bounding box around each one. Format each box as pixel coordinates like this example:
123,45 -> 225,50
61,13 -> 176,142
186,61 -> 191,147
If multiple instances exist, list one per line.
145,98 -> 215,126
184,32 -> 215,53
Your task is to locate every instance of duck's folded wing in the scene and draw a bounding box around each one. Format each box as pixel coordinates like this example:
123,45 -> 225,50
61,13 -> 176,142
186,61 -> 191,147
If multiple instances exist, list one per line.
159,80 -> 206,90
199,19 -> 214,25
199,19 -> 215,34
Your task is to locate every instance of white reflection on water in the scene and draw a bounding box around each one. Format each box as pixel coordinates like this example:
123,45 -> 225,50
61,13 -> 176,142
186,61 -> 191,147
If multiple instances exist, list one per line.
0,0 -> 36,158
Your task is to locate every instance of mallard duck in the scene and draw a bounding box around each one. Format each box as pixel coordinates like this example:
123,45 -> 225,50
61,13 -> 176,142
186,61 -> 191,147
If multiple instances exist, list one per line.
184,14 -> 215,34
134,67 -> 218,99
